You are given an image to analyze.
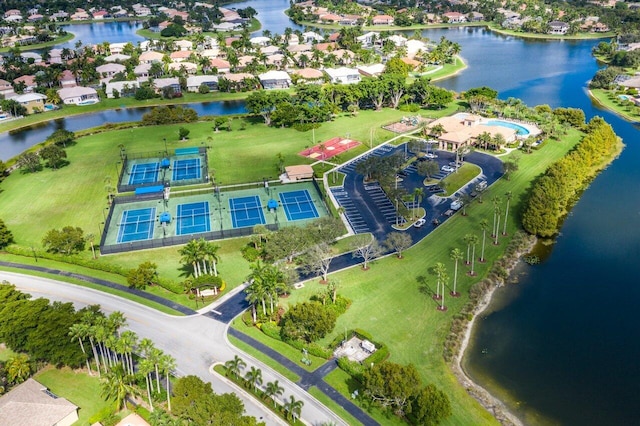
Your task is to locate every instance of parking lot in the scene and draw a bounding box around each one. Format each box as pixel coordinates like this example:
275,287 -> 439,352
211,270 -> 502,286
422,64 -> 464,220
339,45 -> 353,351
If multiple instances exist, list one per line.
329,142 -> 504,242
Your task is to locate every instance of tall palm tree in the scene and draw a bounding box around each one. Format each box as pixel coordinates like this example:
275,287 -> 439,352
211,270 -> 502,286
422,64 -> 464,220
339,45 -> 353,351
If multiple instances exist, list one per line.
450,248 -> 463,297
433,262 -> 447,301
503,191 -> 513,235
179,240 -> 201,278
491,196 -> 501,238
284,395 -> 304,422
82,311 -> 102,376
264,380 -> 284,407
463,233 -> 474,265
119,330 -> 138,375
413,187 -> 424,218
138,357 -> 155,412
101,364 -> 138,411
160,354 -> 176,412
479,219 -> 489,262
69,323 -> 93,375
108,311 -> 127,337
245,366 -> 263,391
151,348 -> 163,394
224,355 -> 246,379
204,241 -> 221,277
437,270 -> 448,311
494,207 -> 501,245
468,234 -> 480,276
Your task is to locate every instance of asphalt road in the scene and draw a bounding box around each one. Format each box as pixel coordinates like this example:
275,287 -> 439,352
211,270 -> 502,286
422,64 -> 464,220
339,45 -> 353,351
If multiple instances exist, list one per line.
0,271 -> 347,426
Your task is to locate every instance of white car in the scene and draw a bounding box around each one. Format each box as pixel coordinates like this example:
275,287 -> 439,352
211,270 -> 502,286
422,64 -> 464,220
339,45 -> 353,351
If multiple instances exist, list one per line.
451,199 -> 464,211
441,165 -> 455,172
414,218 -> 426,228
425,153 -> 438,159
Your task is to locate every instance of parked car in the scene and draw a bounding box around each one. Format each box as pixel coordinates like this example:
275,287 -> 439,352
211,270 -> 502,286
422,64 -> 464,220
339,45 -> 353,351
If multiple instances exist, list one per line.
425,153 -> 438,159
441,165 -> 455,172
451,199 -> 463,211
414,218 -> 426,228
475,180 -> 488,192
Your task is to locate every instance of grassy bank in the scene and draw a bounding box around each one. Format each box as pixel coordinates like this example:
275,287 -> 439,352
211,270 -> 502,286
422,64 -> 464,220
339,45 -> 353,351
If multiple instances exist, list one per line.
589,88 -> 640,122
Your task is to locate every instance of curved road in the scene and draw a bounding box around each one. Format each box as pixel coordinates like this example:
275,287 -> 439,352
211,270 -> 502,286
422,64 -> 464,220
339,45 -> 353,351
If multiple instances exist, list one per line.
0,271 -> 346,426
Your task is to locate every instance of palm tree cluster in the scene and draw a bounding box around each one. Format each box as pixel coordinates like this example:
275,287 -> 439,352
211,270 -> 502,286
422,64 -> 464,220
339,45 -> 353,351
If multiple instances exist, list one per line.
178,238 -> 221,278
223,355 -> 302,421
245,260 -> 293,323
68,310 -> 176,413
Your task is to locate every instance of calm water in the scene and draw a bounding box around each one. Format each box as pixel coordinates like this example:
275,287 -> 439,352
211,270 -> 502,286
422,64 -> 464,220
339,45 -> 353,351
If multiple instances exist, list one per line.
1,13 -> 639,425
57,21 -> 145,48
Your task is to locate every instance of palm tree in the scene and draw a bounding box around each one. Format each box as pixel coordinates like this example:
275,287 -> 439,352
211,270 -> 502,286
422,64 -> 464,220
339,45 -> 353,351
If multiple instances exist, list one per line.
6,354 -> 31,384
264,380 -> 284,407
284,395 -> 304,422
160,354 -> 176,412
479,219 -> 489,262
450,248 -> 463,297
138,357 -> 155,411
203,241 -> 221,277
69,323 -> 93,375
85,233 -> 97,259
119,330 -> 138,375
503,191 -> 513,235
413,187 -> 424,218
463,233 -> 474,265
245,366 -> 263,391
468,234 -> 480,276
101,364 -> 138,411
81,311 -> 102,376
224,355 -> 246,379
433,262 -> 447,302
108,311 -> 127,337
437,270 -> 449,311
491,196 -> 501,238
179,239 -> 201,278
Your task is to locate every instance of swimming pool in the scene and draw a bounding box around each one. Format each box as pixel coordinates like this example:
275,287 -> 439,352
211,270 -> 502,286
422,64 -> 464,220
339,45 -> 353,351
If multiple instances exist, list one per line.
485,120 -> 530,136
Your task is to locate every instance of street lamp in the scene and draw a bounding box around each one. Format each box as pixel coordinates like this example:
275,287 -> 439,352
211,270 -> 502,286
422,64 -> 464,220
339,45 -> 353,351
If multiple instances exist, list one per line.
163,137 -> 168,155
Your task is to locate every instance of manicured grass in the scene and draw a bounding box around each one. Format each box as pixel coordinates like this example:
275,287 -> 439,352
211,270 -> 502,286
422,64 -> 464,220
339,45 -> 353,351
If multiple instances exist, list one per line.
308,386 -> 363,426
35,366 -> 114,425
274,129 -> 586,425
232,318 -> 327,372
227,335 -> 301,382
589,88 -> 640,122
440,163 -> 482,196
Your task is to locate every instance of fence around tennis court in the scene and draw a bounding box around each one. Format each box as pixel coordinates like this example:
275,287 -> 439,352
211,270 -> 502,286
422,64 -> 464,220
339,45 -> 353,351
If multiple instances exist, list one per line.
99,179 -> 331,255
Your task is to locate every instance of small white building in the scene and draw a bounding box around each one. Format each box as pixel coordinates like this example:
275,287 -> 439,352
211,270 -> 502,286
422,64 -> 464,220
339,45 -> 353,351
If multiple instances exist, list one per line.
105,80 -> 140,98
186,75 -> 218,92
250,36 -> 271,46
357,31 -> 380,48
58,86 -> 99,105
324,67 -> 361,84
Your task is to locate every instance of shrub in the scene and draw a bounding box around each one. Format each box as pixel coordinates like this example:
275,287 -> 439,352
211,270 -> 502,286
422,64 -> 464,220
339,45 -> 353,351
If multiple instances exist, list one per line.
337,357 -> 365,382
398,103 -> 421,112
260,321 -> 282,341
241,245 -> 260,262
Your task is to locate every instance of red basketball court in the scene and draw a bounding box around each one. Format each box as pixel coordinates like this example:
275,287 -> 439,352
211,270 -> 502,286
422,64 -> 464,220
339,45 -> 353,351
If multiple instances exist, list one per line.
299,137 -> 361,160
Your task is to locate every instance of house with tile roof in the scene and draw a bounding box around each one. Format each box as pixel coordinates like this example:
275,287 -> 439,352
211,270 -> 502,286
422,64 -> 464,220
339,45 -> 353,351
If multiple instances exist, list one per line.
0,378 -> 78,426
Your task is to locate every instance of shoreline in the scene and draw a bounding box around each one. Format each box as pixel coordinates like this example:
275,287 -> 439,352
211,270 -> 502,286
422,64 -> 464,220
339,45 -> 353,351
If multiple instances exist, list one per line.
450,237 -> 538,426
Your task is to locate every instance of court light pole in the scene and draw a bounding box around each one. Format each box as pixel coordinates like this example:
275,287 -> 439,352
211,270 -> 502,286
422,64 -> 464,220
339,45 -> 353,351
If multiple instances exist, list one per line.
163,137 -> 168,155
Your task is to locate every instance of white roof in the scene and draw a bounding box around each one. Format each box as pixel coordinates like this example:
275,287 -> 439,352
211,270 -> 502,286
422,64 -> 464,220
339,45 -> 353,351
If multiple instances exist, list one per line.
258,70 -> 291,81
388,34 -> 407,45
58,86 -> 97,99
96,63 -> 126,73
10,93 -> 46,102
325,67 -> 359,78
104,53 -> 131,62
0,379 -> 77,426
357,63 -> 385,75
357,31 -> 379,41
105,80 -> 140,91
187,75 -> 219,86
134,63 -> 151,73
154,77 -> 180,88
20,52 -> 41,60
250,36 -> 270,44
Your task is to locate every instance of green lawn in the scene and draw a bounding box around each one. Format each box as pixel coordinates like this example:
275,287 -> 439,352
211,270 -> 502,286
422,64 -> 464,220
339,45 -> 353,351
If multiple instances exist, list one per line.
35,366 -> 114,426
308,386 -> 363,426
227,335 -> 301,382
589,88 -> 640,122
440,163 -> 482,196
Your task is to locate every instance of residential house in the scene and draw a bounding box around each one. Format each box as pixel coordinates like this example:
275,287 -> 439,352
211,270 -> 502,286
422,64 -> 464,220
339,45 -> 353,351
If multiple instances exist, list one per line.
443,12 -> 467,23
13,75 -> 37,92
153,78 -> 181,94
387,34 -> 407,47
290,68 -> 325,84
170,50 -> 193,62
340,15 -> 360,26
221,73 -> 258,91
58,86 -> 99,105
357,32 -> 380,48
468,12 -> 484,22
10,92 -> 47,113
104,53 -> 131,63
548,21 -> 569,35
48,48 -> 63,64
324,67 -> 361,84
0,79 -> 15,98
372,15 -> 394,25
109,43 -> 128,55
139,51 -> 164,64
0,379 -> 78,426
20,52 -> 42,64
314,42 -> 337,52
168,62 -> 197,74
267,54 -> 286,68
175,39 -> 193,51
93,10 -> 110,20
4,9 -> 21,18
319,13 -> 341,24
70,10 -> 90,20
133,5 -> 152,17
27,14 -> 44,22
59,70 -> 77,88
209,58 -> 231,73
302,31 -> 323,44
134,63 -> 152,79
259,70 -> 292,89
51,11 -> 70,21
250,36 -> 271,47
96,63 -> 126,79
357,63 -> 385,77
4,15 -> 23,23
288,44 -> 312,54
116,413 -> 150,426
187,75 -> 218,92
105,81 -> 140,98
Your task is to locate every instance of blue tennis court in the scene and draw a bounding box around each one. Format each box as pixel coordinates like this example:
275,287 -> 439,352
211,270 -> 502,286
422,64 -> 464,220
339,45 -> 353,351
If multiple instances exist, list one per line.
176,201 -> 211,235
279,190 -> 319,221
117,208 -> 156,243
172,158 -> 201,181
229,196 -> 265,228
128,162 -> 160,185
